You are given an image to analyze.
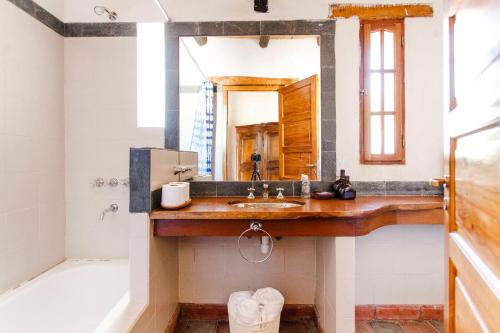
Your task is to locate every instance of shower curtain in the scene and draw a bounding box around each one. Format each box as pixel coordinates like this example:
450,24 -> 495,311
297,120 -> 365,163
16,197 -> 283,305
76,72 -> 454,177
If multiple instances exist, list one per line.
190,82 -> 215,175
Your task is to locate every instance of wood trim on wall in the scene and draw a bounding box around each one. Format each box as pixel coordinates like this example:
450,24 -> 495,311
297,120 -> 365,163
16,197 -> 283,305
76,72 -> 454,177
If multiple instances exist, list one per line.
330,4 -> 433,20
209,76 -> 297,86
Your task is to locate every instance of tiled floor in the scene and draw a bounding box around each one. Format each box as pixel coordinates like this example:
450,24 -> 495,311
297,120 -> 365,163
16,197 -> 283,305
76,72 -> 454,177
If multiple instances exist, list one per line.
356,320 -> 444,333
175,319 -> 444,332
175,319 -> 319,333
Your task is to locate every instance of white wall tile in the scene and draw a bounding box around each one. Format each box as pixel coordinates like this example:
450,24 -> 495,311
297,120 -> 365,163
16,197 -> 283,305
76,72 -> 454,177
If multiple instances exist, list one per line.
0,0 -> 65,294
179,237 -> 317,304
64,37 -> 164,259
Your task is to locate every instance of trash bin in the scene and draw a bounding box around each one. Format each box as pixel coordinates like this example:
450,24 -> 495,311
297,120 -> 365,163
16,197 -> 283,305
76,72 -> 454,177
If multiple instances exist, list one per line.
228,288 -> 284,333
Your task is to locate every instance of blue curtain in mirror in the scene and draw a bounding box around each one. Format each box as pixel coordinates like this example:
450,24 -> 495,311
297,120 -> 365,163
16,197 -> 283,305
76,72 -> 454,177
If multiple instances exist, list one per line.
190,82 -> 215,175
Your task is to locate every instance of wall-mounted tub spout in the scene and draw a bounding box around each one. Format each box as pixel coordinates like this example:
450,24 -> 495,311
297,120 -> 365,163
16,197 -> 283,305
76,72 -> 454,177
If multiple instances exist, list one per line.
100,204 -> 118,221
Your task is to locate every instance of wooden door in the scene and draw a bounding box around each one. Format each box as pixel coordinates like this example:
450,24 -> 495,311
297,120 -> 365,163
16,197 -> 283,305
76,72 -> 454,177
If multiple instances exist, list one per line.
443,0 -> 500,332
262,125 -> 280,180
278,75 -> 318,180
236,127 -> 259,181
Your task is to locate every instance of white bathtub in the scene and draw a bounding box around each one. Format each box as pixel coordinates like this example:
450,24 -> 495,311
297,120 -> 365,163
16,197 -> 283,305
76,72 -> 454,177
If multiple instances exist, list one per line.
0,259 -> 130,333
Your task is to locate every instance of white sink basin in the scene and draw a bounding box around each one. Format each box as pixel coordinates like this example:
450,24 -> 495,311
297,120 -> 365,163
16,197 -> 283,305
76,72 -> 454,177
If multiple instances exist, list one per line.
229,201 -> 304,209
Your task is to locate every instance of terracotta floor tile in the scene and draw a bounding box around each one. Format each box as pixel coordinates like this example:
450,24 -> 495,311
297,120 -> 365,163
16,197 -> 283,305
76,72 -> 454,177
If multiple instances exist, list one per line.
356,305 -> 376,320
176,320 -> 218,333
421,306 -> 444,320
216,321 -> 229,333
398,321 -> 437,333
370,320 -> 405,333
356,321 -> 375,333
279,321 -> 310,333
427,320 -> 444,333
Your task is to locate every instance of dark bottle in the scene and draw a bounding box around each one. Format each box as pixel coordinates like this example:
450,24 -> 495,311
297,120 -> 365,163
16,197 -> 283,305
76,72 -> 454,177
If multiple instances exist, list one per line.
339,176 -> 356,200
332,169 -> 346,197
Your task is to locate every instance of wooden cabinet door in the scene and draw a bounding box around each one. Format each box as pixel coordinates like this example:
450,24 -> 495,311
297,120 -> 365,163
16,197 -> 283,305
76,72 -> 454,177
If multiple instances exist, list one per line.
445,0 -> 500,332
236,130 -> 259,181
263,127 -> 280,180
278,75 -> 318,180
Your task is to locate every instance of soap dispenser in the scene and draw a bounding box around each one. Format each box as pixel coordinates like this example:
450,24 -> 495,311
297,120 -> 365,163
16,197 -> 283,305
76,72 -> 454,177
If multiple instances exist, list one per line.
301,174 -> 311,199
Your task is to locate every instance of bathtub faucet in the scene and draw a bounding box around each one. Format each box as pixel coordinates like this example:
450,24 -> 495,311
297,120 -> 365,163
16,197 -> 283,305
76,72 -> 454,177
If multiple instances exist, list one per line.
100,204 -> 118,221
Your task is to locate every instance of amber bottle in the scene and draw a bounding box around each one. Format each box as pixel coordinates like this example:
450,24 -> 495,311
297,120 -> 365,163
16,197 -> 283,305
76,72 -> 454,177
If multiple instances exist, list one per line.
332,169 -> 346,197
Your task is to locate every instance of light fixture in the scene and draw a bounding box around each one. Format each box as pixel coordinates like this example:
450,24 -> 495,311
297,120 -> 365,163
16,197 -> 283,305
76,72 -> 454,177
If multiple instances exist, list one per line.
94,6 -> 118,21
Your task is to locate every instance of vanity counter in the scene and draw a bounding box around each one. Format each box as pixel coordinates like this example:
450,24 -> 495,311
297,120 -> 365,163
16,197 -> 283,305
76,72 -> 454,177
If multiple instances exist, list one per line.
151,196 -> 444,237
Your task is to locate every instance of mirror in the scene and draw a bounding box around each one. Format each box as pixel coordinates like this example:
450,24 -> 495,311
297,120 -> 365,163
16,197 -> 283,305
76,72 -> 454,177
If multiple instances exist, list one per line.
179,35 -> 321,181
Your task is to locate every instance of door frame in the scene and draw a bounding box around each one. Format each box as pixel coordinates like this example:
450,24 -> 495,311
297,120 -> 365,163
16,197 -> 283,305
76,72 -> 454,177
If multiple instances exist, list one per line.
210,76 -> 296,180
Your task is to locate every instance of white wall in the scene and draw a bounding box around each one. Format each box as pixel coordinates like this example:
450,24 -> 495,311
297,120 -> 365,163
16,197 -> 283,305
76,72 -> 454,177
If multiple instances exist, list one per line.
227,91 -> 279,180
316,237 -> 355,333
0,0 -> 65,293
64,37 -> 164,258
179,237 -> 317,304
334,3 -> 445,306
335,17 -> 444,181
356,225 -> 445,305
35,0 -> 64,21
180,37 -> 320,86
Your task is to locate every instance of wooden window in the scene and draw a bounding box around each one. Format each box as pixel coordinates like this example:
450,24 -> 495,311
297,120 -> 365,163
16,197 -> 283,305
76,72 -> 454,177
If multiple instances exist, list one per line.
360,20 -> 405,164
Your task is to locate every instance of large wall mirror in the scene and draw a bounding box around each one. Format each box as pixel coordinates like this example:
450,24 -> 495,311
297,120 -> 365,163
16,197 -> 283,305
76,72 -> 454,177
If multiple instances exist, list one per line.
179,35 -> 321,181
165,21 -> 336,182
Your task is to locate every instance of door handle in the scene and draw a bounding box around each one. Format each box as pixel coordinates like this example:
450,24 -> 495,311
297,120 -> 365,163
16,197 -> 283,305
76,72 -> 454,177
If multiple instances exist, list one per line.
305,164 -> 316,168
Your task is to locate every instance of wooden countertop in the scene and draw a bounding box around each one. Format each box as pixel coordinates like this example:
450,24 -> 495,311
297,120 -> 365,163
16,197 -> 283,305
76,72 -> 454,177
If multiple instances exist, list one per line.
151,196 -> 444,237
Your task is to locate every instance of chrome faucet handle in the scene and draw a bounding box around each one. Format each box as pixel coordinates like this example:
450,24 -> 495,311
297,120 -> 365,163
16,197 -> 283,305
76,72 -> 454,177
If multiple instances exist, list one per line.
276,187 -> 285,199
108,178 -> 119,187
90,177 -> 105,188
247,187 -> 256,200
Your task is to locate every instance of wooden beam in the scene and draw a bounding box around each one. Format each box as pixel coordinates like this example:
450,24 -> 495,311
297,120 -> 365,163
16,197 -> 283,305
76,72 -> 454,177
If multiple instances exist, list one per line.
330,4 -> 433,20
208,76 -> 297,86
193,36 -> 207,46
259,35 -> 270,48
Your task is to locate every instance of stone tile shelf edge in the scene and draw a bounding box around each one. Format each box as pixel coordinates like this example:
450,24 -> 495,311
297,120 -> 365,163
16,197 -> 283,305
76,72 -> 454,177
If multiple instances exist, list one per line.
7,0 -> 137,37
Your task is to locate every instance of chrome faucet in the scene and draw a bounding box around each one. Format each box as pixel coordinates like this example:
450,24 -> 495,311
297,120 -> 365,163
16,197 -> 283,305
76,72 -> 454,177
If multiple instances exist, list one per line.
262,183 -> 269,199
276,188 -> 285,199
100,204 -> 118,221
247,187 -> 256,199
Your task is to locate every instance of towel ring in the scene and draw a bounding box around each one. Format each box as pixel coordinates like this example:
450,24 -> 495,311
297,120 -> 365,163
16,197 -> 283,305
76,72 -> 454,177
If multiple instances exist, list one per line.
238,221 -> 274,263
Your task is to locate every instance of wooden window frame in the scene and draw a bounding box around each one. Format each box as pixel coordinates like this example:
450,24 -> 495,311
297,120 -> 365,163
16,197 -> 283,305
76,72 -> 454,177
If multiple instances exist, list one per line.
449,15 -> 457,111
360,19 -> 405,164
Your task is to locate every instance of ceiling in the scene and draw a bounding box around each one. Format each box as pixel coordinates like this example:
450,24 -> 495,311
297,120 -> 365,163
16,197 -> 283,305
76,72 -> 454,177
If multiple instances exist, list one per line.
63,0 -> 433,23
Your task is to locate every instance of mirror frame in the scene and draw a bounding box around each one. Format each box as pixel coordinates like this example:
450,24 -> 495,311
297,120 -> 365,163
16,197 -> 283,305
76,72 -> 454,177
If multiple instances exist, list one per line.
165,20 -> 336,181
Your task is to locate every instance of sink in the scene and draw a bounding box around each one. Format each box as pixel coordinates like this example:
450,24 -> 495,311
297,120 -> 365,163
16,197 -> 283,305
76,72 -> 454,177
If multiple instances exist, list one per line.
228,200 -> 305,209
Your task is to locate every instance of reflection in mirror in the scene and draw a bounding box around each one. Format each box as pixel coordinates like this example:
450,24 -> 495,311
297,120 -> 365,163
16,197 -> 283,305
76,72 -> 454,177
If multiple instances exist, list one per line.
179,36 -> 321,181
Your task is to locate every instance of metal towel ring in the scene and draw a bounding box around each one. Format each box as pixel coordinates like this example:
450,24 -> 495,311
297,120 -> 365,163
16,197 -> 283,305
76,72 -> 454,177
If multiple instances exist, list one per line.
238,221 -> 274,263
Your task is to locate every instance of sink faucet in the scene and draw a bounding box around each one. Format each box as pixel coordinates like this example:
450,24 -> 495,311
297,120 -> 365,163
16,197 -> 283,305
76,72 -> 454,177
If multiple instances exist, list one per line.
276,187 -> 285,199
100,204 -> 118,221
247,188 -> 256,199
262,184 -> 269,199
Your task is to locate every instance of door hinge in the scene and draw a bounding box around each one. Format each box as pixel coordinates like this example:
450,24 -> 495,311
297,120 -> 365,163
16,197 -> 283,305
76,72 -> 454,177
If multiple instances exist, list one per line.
402,135 -> 405,148
401,36 -> 405,48
359,89 -> 368,96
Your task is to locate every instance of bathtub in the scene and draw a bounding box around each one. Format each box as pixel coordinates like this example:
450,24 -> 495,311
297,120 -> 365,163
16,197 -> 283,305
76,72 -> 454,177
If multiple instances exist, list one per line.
0,259 -> 130,333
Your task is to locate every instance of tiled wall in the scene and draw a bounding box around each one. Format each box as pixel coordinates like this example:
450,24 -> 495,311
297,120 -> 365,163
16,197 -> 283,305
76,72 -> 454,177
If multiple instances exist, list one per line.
131,214 -> 179,333
64,36 -> 164,258
179,237 -> 317,304
315,238 -> 356,333
356,225 -> 445,305
0,0 -> 65,293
